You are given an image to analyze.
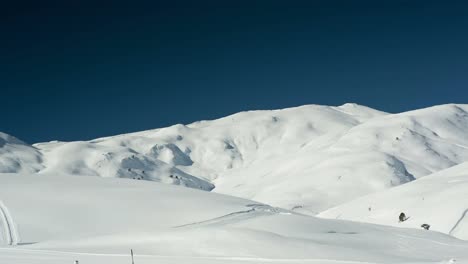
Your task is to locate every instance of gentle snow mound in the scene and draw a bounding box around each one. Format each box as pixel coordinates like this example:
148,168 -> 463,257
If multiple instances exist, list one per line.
319,161 -> 468,240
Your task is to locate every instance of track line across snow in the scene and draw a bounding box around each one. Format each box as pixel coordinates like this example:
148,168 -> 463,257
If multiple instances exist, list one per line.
173,204 -> 282,228
449,208 -> 468,236
0,200 -> 19,245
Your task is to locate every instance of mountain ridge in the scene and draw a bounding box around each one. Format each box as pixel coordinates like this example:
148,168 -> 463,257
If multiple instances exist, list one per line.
2,103 -> 468,215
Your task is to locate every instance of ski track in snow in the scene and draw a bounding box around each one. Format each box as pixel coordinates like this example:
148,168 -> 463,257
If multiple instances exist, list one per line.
0,202 -> 10,245
173,204 -> 278,228
0,200 -> 19,245
173,208 -> 256,228
449,208 -> 468,236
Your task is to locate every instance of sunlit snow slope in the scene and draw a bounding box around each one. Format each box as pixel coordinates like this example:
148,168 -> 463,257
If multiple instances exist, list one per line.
1,174 -> 468,264
2,104 -> 468,214
319,161 -> 468,240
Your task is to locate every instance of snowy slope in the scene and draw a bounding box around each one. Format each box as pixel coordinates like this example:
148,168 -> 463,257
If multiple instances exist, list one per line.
22,103 -> 468,214
0,173 -> 248,245
319,161 -> 468,240
34,139 -> 214,191
0,132 -> 42,174
1,174 -> 468,264
2,103 -> 468,263
215,104 -> 468,213
32,104 -> 385,187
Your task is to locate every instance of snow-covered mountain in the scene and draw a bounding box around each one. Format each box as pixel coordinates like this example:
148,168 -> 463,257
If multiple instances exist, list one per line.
2,104 -> 468,213
0,132 -> 42,174
2,103 -> 468,264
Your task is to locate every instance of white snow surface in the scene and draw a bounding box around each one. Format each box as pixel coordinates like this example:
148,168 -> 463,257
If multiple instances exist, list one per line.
2,103 -> 468,263
1,174 -> 468,264
319,161 -> 468,240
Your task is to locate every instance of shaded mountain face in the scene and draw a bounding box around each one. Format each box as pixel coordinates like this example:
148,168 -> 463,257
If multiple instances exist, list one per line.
0,132 -> 43,174
2,103 -> 468,214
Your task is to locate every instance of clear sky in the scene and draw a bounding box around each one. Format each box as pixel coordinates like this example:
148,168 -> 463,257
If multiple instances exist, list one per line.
2,1 -> 468,143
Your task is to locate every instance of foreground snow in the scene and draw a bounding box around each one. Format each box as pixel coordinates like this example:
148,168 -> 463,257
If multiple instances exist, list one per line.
1,174 -> 468,264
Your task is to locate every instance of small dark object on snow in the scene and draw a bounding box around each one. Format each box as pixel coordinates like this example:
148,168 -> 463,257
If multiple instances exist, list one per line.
399,212 -> 408,222
421,224 -> 430,230
128,168 -> 131,172
169,175 -> 174,178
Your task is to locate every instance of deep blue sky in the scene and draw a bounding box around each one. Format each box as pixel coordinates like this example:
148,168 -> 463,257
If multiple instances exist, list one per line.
2,1 -> 468,143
